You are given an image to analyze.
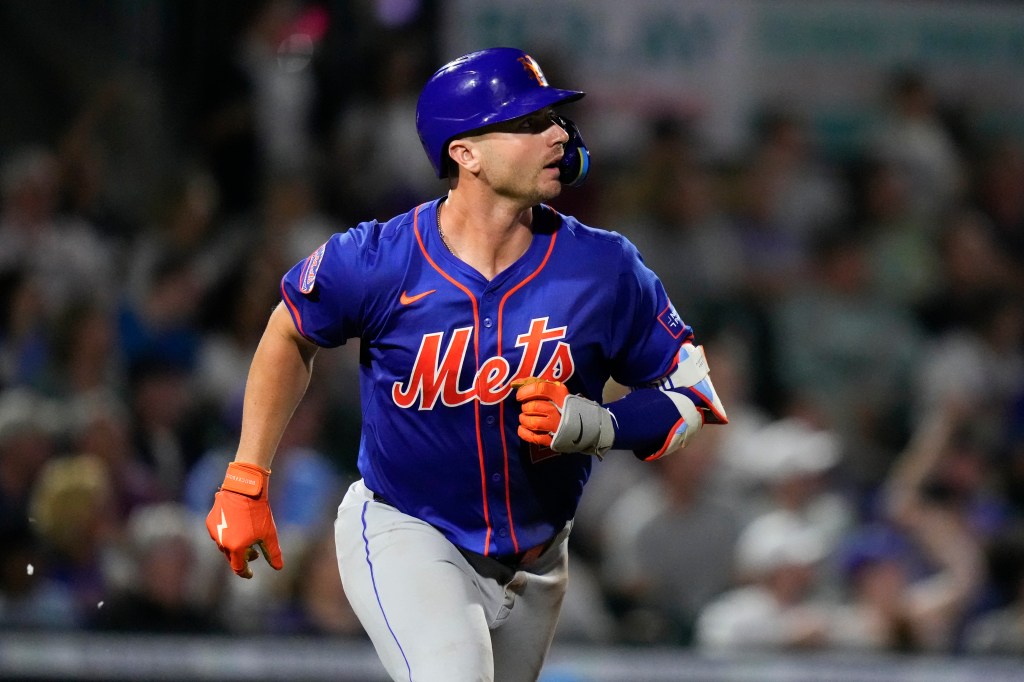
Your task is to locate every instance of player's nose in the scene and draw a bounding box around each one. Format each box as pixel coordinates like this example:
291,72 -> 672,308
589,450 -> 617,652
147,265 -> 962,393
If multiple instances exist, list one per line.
545,118 -> 569,146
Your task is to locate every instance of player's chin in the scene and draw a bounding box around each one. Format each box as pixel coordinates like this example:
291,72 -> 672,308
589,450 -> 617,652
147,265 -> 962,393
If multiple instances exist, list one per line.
513,169 -> 561,205
531,185 -> 562,206
538,168 -> 564,198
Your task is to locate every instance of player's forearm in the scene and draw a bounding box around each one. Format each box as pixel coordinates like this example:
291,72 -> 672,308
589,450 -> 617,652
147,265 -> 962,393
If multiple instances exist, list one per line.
234,303 -> 319,469
605,387 -> 699,459
606,343 -> 728,460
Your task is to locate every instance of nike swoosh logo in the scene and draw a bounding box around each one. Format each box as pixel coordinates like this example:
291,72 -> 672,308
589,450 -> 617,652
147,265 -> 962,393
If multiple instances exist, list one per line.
571,414 -> 584,446
400,289 -> 437,305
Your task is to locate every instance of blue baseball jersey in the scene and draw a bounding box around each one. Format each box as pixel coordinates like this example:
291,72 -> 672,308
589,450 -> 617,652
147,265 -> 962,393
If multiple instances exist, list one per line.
280,198 -> 691,557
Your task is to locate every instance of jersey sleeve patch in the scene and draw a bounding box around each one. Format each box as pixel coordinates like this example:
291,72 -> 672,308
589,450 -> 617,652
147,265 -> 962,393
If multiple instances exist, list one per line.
657,303 -> 686,339
298,242 -> 327,294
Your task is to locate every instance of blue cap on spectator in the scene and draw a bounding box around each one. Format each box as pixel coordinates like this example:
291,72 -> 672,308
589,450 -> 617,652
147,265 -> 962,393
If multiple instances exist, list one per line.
838,524 -> 912,578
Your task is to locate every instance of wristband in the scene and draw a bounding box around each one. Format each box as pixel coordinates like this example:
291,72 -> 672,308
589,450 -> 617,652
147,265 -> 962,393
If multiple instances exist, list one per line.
220,461 -> 271,497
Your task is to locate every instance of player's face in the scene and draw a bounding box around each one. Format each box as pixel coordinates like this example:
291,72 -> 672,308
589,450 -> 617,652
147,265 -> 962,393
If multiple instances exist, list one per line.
475,109 -> 569,204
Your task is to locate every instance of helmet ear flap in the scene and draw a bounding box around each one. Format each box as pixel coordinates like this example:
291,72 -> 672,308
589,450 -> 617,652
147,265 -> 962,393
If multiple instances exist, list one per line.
551,113 -> 590,187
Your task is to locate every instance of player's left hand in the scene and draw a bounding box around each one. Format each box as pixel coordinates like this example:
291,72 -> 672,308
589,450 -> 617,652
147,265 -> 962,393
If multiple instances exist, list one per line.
205,462 -> 284,579
515,379 -> 615,458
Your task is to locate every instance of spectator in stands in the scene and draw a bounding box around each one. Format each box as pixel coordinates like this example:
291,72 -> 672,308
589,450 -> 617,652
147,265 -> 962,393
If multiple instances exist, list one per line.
127,356 -> 210,500
0,146 -> 116,316
868,68 -> 965,221
973,135 -> 1024,269
964,525 -> 1024,655
915,208 -> 1016,337
729,149 -> 810,303
857,156 -> 942,308
66,392 -> 162,517
41,300 -> 122,400
90,502 -> 224,633
829,399 -> 986,652
118,254 -> 204,375
913,292 -> 1024,445
610,116 -> 746,313
602,425 -> 743,645
121,165 -> 251,369
0,524 -> 77,630
195,253 -> 283,411
0,270 -> 51,390
0,390 -> 60,535
732,417 -> 854,591
28,454 -> 118,623
695,510 -> 831,652
771,229 -> 923,488
746,107 -> 849,246
258,172 -> 337,268
827,523 -> 921,650
270,522 -> 365,638
332,40 -> 442,219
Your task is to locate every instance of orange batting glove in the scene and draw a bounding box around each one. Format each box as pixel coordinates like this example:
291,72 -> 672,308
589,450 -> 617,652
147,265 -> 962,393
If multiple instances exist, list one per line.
514,379 -> 569,448
205,462 -> 283,579
515,378 -> 615,458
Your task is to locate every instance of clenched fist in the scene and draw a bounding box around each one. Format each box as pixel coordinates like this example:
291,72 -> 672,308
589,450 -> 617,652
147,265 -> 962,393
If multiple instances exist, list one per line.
515,379 -> 615,458
206,462 -> 283,578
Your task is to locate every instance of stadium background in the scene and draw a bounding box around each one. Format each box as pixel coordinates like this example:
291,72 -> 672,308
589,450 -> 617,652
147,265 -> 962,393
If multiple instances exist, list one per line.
2,1 -> 1024,679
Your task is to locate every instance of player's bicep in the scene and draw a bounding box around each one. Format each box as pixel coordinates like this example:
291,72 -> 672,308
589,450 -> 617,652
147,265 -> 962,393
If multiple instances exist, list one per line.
606,241 -> 689,386
268,302 -> 320,364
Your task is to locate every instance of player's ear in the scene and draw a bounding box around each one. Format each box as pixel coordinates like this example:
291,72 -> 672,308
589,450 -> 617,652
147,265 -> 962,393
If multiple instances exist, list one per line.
447,138 -> 481,176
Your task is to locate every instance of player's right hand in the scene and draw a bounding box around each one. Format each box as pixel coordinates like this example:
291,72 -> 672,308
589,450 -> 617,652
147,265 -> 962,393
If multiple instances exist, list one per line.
515,378 -> 615,458
205,462 -> 283,579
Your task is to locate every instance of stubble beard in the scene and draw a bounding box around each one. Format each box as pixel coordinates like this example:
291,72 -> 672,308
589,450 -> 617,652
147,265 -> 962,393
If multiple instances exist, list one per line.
510,169 -> 563,207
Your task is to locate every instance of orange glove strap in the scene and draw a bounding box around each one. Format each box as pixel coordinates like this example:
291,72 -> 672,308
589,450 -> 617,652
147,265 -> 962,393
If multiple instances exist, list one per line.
221,462 -> 270,497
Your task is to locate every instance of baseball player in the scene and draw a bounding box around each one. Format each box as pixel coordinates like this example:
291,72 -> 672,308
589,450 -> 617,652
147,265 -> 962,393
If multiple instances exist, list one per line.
206,47 -> 728,681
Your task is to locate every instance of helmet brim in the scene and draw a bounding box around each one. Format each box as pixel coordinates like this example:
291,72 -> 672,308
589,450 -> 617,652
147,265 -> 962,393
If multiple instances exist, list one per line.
435,88 -> 584,177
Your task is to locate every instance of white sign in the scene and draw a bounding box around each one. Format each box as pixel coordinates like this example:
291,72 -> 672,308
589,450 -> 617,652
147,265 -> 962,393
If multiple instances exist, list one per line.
441,0 -> 1024,159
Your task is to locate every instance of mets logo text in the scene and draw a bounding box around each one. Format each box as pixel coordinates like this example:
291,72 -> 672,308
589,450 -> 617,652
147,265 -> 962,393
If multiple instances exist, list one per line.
392,317 -> 574,409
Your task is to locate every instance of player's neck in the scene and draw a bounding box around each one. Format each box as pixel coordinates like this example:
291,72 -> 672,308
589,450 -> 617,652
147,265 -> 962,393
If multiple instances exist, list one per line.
439,192 -> 533,280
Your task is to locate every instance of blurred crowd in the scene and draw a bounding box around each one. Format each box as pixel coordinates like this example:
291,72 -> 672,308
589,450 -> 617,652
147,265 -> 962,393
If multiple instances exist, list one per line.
2,0 -> 1024,659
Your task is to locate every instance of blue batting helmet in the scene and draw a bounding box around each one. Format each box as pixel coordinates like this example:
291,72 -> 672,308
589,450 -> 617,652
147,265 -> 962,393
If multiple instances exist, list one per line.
415,47 -> 589,184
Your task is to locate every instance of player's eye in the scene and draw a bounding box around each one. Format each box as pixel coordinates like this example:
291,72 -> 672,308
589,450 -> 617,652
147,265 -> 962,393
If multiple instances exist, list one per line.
519,112 -> 554,133
517,115 -> 540,131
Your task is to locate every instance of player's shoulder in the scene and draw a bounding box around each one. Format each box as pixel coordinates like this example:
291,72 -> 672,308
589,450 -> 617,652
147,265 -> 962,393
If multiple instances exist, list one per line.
541,205 -> 642,262
319,204 -> 430,283
338,203 -> 421,253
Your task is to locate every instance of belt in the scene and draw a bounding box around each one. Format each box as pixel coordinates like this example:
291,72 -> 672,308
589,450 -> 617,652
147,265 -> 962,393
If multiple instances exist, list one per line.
371,490 -> 554,581
491,538 -> 554,569
458,537 -> 555,584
